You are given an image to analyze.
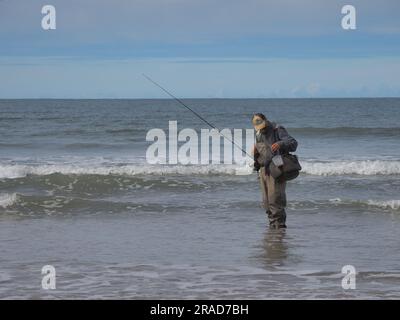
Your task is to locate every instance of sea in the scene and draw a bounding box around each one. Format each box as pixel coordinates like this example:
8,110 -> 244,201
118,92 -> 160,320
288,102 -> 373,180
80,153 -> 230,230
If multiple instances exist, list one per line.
1,98 -> 400,299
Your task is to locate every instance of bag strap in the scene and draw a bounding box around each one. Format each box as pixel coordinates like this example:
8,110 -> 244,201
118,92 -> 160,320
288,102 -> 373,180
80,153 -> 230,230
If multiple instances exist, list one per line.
272,124 -> 281,156
273,124 -> 279,142
259,123 -> 281,155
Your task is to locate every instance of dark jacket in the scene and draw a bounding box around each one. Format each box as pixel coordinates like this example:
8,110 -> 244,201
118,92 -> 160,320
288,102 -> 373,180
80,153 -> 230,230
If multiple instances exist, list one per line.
255,121 -> 298,167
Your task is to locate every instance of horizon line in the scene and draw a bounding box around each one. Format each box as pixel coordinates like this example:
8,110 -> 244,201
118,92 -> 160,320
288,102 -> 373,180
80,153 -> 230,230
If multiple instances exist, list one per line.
0,96 -> 399,100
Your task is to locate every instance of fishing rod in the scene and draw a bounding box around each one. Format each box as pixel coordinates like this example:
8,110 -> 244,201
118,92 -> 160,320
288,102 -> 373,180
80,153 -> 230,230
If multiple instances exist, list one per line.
142,74 -> 253,159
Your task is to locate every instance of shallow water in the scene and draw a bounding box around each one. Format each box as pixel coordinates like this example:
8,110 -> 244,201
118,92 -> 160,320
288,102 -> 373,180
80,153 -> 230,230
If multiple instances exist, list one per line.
1,98 -> 400,299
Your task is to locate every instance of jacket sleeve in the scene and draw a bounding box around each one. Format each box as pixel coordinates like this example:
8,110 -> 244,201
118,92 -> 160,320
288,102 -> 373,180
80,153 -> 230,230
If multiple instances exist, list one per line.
276,126 -> 298,153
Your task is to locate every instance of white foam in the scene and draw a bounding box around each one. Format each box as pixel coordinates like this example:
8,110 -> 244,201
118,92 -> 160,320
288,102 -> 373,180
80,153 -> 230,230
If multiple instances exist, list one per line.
0,159 -> 399,179
329,198 -> 400,210
366,200 -> 400,210
0,163 -> 250,179
0,193 -> 18,208
302,160 -> 400,176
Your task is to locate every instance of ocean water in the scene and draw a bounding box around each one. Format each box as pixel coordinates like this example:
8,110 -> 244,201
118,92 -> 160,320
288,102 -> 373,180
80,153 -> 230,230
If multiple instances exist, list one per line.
1,98 -> 400,299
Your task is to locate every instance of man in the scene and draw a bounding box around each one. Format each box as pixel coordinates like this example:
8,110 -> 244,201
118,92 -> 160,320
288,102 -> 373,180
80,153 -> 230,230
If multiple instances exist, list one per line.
252,113 -> 298,229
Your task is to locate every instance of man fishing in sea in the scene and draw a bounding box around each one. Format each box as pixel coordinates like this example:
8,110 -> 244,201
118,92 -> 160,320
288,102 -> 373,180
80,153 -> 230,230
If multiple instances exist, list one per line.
252,113 -> 298,229
142,75 -> 300,229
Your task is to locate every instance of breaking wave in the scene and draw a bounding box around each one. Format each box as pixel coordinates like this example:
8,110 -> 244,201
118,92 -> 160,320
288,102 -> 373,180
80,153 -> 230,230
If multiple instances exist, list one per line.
327,198 -> 400,211
301,160 -> 400,176
0,159 -> 399,179
0,163 -> 253,179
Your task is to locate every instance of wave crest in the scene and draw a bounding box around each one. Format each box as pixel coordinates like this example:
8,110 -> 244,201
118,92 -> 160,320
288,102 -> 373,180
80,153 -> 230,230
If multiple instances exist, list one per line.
0,163 -> 253,179
328,198 -> 400,211
0,159 -> 399,179
302,160 -> 400,176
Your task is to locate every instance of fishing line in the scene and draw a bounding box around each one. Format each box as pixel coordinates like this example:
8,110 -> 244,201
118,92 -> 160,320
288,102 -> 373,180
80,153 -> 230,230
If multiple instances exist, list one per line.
142,73 -> 253,159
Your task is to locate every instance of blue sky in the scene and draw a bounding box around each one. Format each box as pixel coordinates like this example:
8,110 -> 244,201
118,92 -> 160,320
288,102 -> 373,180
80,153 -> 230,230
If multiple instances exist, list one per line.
0,0 -> 399,98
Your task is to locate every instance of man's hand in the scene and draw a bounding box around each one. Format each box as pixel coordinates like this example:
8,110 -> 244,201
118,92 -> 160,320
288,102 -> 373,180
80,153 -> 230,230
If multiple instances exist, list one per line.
271,143 -> 280,152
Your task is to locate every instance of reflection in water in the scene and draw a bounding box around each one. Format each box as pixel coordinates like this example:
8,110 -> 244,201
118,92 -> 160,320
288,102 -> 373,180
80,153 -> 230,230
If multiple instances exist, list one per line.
259,229 -> 289,269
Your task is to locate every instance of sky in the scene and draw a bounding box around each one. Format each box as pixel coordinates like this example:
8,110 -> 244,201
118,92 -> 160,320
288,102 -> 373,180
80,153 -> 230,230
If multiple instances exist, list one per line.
0,0 -> 399,98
